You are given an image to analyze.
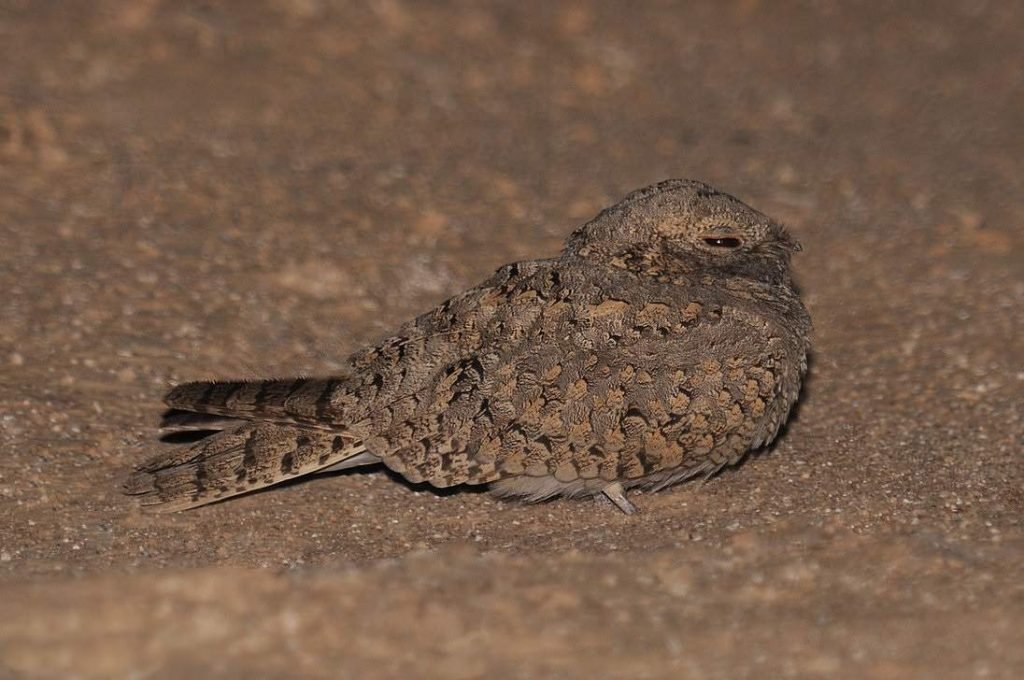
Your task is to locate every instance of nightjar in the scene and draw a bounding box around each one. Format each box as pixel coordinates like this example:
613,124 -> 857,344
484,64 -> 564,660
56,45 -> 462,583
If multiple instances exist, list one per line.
126,179 -> 811,514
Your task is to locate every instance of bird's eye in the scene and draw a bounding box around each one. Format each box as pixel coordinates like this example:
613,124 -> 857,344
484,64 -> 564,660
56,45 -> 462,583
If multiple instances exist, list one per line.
702,236 -> 743,249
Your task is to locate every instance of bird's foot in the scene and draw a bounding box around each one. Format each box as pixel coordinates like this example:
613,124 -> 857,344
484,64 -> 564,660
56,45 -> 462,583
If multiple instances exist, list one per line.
600,482 -> 638,515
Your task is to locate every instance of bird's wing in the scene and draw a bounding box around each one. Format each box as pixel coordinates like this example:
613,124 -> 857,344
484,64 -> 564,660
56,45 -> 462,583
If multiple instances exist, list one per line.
358,261 -> 794,494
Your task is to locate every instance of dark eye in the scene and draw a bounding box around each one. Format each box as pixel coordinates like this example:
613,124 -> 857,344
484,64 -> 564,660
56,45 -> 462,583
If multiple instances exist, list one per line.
703,236 -> 743,248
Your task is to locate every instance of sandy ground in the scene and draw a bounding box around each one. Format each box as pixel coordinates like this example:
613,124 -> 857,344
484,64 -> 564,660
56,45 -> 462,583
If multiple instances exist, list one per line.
1,1 -> 1022,678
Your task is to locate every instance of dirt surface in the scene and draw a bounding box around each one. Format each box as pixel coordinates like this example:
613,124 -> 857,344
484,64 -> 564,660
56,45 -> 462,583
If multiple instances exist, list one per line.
1,1 -> 1022,678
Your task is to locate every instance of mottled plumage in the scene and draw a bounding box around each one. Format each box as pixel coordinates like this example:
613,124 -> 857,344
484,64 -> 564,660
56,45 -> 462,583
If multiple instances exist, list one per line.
126,179 -> 811,513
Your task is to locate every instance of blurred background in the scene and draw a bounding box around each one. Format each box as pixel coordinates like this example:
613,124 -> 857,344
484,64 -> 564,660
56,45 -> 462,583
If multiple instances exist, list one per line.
1,1 -> 1022,677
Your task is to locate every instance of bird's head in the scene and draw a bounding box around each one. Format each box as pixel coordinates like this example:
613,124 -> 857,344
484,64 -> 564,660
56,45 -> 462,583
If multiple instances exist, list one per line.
565,179 -> 801,286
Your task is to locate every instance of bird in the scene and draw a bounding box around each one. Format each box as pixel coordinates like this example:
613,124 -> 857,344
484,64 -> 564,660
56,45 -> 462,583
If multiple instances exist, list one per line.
125,179 -> 811,514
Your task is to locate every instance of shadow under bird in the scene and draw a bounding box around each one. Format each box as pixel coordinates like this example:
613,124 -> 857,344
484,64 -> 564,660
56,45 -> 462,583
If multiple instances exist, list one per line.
126,179 -> 811,514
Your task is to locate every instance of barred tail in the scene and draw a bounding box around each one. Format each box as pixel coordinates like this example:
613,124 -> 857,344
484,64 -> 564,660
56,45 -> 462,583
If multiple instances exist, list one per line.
125,422 -> 373,512
164,377 -> 348,426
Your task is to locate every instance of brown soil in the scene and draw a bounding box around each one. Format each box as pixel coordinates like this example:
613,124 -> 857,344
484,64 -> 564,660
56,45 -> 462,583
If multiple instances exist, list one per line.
1,2 -> 1021,678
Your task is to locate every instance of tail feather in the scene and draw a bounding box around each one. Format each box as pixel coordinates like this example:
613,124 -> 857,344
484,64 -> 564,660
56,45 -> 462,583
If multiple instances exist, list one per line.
125,422 -> 375,512
160,409 -> 244,434
164,377 -> 347,427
